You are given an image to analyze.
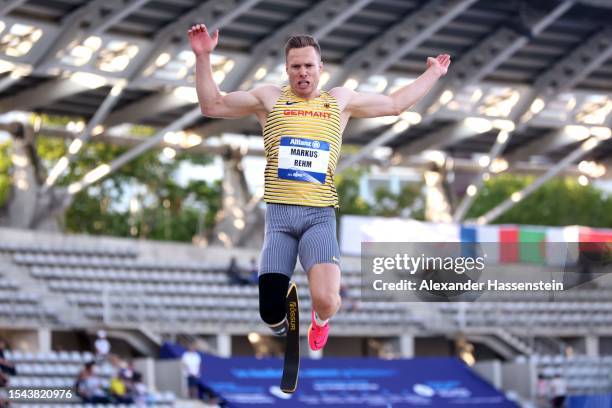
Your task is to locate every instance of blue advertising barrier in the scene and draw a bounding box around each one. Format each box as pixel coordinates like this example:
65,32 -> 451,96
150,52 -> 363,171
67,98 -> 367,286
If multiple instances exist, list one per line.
161,343 -> 518,407
568,395 -> 612,408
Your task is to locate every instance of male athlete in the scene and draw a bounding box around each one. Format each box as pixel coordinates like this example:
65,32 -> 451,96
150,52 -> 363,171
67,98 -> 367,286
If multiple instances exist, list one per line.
188,25 -> 450,351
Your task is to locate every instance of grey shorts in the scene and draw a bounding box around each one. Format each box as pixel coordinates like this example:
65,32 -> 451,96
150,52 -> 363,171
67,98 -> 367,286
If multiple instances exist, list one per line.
259,203 -> 341,278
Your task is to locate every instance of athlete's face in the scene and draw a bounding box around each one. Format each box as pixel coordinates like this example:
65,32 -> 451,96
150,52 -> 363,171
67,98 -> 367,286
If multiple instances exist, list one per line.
286,46 -> 322,98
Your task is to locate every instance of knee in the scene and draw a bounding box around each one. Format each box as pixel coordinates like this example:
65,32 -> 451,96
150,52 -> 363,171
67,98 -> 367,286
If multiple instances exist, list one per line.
258,273 -> 289,325
312,291 -> 341,318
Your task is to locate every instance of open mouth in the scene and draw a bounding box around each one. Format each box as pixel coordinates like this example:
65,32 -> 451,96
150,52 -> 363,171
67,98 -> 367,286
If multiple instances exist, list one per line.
297,80 -> 310,89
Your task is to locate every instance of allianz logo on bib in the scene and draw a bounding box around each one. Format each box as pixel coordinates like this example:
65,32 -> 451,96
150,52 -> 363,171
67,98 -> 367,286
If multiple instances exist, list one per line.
289,138 -> 314,148
284,137 -> 329,151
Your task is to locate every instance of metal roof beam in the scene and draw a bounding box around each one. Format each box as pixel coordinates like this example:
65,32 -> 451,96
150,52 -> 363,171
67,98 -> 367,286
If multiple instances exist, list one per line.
0,0 -> 26,16
328,0 -> 476,88
227,0 -> 372,91
42,0 -> 260,190
453,25 -> 612,221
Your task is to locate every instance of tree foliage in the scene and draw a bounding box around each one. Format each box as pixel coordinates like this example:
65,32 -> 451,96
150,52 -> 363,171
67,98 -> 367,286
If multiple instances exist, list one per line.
0,141 -> 11,207
1,115 -> 223,242
335,168 -> 424,219
467,174 -> 612,227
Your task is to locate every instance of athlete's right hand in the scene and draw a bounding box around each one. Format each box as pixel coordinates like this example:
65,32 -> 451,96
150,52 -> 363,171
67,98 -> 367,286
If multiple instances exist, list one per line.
188,24 -> 218,56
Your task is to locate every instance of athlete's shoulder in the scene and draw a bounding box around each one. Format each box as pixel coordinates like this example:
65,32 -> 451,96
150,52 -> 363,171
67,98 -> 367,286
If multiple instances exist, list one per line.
250,84 -> 282,111
327,87 -> 353,110
251,84 -> 282,98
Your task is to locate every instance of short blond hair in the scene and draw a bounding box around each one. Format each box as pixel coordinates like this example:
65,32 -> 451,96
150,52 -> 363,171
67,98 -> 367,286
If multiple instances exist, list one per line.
285,35 -> 321,60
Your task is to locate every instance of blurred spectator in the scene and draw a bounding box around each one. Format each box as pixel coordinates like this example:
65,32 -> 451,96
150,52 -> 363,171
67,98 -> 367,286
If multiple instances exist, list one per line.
181,343 -> 201,399
94,330 -> 111,361
0,340 -> 15,376
75,361 -> 110,404
226,257 -> 250,286
110,366 -> 134,404
132,371 -> 153,406
340,284 -> 358,312
536,374 -> 550,407
248,257 -> 259,284
550,375 -> 567,408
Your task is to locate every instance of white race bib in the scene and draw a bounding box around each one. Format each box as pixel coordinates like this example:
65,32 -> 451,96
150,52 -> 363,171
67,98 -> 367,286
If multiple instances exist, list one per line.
277,137 -> 330,184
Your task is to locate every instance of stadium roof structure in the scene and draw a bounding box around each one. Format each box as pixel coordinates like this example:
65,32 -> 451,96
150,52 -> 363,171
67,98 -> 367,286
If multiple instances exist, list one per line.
1,0 -> 612,223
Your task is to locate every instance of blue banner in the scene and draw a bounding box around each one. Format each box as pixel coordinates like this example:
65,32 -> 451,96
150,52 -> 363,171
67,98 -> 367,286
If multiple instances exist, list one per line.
161,343 -> 518,407
568,395 -> 612,407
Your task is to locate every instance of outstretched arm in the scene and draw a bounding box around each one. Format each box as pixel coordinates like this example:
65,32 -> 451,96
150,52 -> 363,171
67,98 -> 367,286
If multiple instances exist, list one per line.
331,54 -> 451,118
188,24 -> 271,119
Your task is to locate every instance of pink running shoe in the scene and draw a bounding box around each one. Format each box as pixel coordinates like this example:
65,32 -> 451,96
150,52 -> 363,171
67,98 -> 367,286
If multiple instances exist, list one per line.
308,310 -> 329,351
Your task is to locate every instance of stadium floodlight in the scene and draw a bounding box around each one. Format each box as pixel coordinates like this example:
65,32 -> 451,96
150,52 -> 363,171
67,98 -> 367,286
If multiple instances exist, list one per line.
478,156 -> 491,168
400,111 -> 422,125
374,77 -> 388,93
68,139 -> 83,155
492,119 -> 515,132
9,64 -> 31,79
510,192 -> 523,202
233,219 -> 245,230
69,72 -> 107,89
66,121 -> 85,133
223,59 -> 235,73
564,125 -> 591,141
213,70 -> 225,84
97,41 -> 139,73
63,36 -> 102,67
83,164 -> 111,184
185,133 -> 202,148
578,160 -> 606,178
489,158 -> 509,174
2,23 -> 42,57
254,66 -> 267,80
44,157 -> 69,187
178,50 -> 195,68
530,98 -> 545,114
496,130 -> 509,144
92,125 -> 104,136
439,90 -> 453,105
464,117 -> 493,134
318,72 -> 330,89
343,78 -> 359,90
581,137 -> 599,151
575,95 -> 611,125
466,185 -> 477,197
173,86 -> 198,104
470,89 -> 483,103
478,87 -> 520,117
374,116 -> 398,126
163,131 -> 182,145
392,120 -> 409,133
68,45 -> 94,66
578,175 -> 589,186
84,36 -> 102,50
162,147 -> 176,159
155,52 -> 171,67
0,59 -> 14,74
422,150 -> 446,167
590,126 -> 611,140
67,182 -> 82,195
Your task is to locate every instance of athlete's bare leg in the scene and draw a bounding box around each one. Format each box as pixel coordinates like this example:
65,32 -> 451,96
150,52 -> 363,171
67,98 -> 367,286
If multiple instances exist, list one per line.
307,263 -> 341,320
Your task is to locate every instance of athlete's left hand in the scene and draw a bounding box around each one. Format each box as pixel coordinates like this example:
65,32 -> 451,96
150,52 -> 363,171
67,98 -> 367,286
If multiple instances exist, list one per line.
427,54 -> 451,77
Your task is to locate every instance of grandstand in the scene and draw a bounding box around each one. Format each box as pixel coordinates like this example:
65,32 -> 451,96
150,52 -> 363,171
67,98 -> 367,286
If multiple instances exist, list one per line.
0,0 -> 611,407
